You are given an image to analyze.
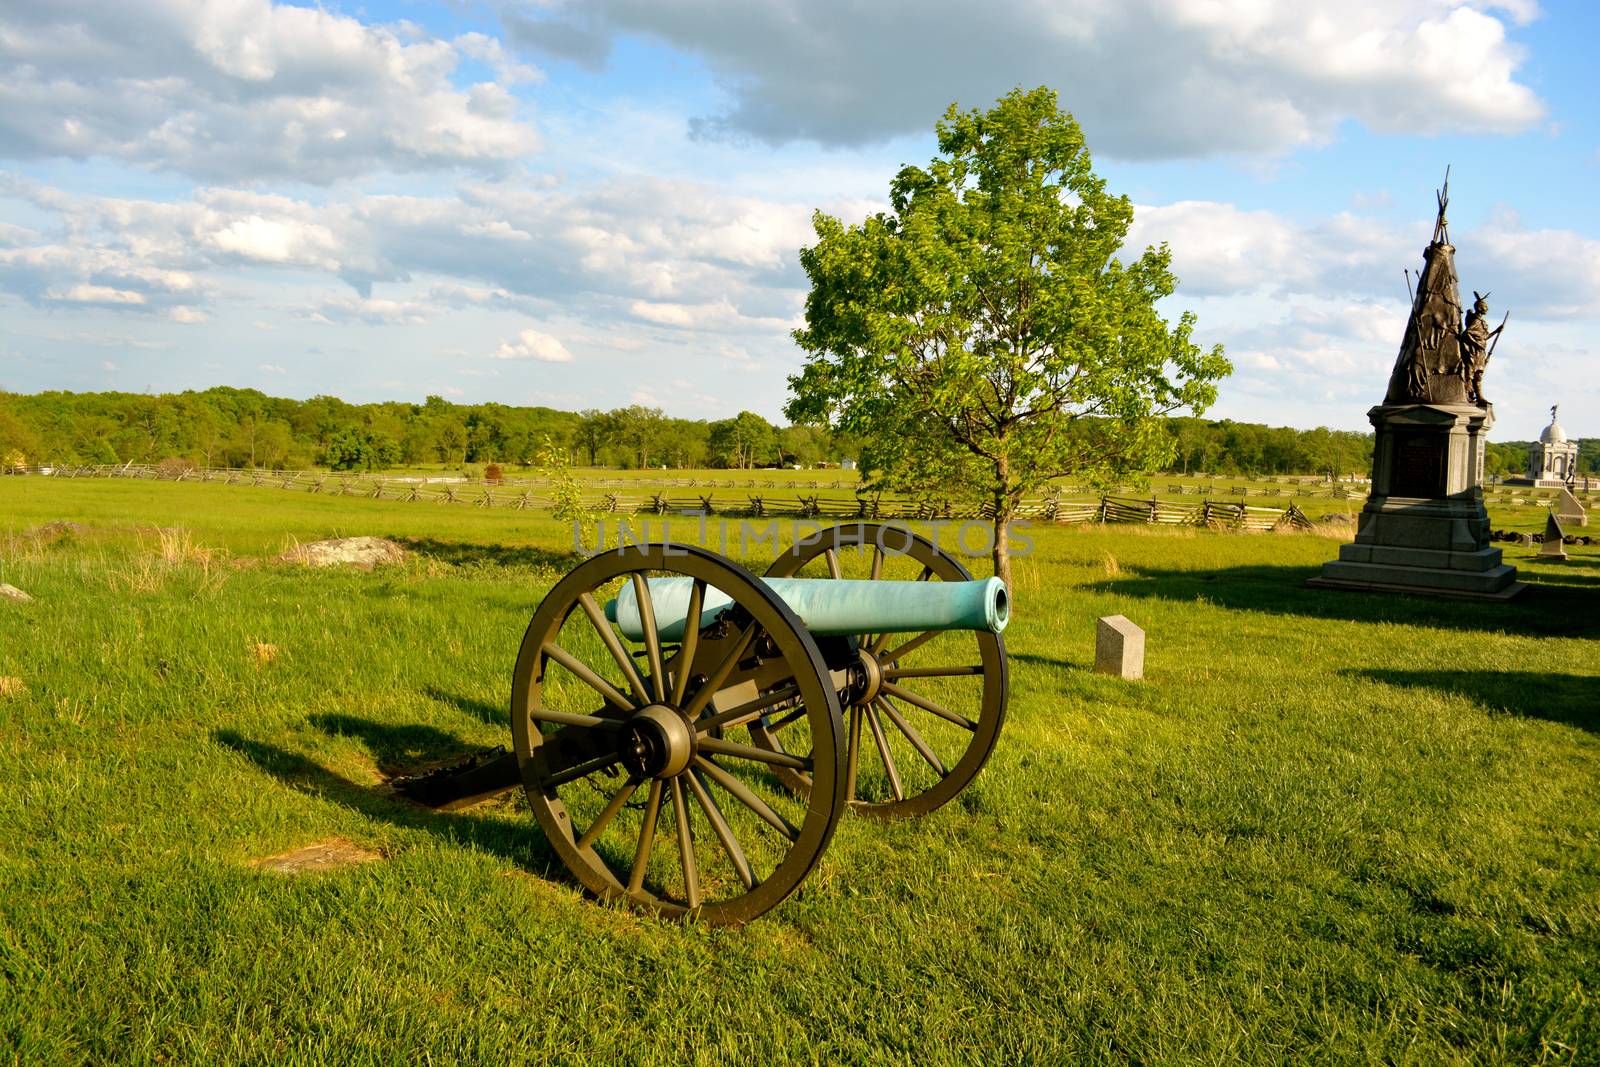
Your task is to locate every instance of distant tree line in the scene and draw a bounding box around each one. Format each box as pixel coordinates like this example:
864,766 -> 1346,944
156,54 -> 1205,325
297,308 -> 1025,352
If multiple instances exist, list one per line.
2,387 -> 1587,479
0,388 -> 853,473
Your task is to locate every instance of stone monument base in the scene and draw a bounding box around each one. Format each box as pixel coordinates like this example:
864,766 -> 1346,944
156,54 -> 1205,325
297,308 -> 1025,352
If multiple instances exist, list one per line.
1309,402 -> 1527,601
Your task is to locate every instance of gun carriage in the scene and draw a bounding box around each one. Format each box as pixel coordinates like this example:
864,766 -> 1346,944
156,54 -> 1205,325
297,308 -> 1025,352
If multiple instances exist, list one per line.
401,523 -> 1009,924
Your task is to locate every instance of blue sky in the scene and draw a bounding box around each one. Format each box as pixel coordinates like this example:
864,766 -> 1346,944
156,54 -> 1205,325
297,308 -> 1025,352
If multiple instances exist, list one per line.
1,0 -> 1595,441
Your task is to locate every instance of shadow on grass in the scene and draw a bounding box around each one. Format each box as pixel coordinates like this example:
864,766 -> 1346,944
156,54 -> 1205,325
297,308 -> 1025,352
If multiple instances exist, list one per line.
1351,669 -> 1599,733
1011,652 -> 1081,671
305,712 -> 483,776
215,724 -> 555,873
423,686 -> 507,727
1100,562 -> 1600,639
392,536 -> 580,570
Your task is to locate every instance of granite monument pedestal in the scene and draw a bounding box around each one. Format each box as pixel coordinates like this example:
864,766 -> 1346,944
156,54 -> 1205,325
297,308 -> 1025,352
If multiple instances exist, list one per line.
1308,402 -> 1526,600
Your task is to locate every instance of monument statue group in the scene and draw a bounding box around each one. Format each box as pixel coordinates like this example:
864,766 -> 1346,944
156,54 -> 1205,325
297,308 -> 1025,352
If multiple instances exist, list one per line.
1311,176 -> 1527,600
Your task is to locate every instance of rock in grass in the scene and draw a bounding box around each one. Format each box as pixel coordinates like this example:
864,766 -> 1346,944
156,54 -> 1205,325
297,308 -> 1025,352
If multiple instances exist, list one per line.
0,583 -> 33,603
276,536 -> 407,570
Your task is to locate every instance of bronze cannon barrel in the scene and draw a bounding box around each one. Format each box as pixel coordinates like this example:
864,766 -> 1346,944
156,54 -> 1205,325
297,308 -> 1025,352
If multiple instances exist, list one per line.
606,575 -> 1009,642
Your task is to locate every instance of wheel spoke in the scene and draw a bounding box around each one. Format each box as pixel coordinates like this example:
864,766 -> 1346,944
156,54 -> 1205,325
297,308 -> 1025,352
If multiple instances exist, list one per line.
882,664 -> 983,680
541,642 -> 634,714
577,592 -> 650,706
577,777 -> 640,849
699,735 -> 813,772
627,779 -> 665,895
879,681 -> 977,731
671,579 -> 706,707
694,757 -> 798,842
869,546 -> 883,582
529,707 -> 615,729
760,703 -> 808,734
876,697 -> 947,777
687,768 -> 755,890
696,682 -> 801,735
824,547 -> 842,579
845,706 -> 862,800
630,573 -> 668,703
863,701 -> 905,802
682,624 -> 759,721
670,777 -> 701,909
878,629 -> 939,664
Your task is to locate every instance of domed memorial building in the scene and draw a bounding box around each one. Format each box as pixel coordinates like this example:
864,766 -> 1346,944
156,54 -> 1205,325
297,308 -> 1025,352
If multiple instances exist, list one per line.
1519,406 -> 1580,488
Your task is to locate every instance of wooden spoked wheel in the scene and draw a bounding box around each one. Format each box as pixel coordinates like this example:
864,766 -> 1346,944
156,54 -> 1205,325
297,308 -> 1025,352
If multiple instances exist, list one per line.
753,523 -> 1008,818
510,544 -> 847,924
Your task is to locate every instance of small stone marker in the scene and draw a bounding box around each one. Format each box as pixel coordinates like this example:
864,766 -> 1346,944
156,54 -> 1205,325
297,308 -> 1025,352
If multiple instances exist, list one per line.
1538,514 -> 1568,561
1516,532 -> 1533,547
1095,615 -> 1145,680
1556,487 -> 1588,528
0,583 -> 32,603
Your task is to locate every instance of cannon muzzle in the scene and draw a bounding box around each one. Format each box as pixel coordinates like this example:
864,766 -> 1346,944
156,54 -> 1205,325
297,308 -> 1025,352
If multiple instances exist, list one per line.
607,575 -> 1008,641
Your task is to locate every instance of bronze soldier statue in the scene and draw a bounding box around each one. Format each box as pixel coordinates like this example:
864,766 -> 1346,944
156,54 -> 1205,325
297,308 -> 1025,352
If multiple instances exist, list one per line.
1459,291 -> 1505,406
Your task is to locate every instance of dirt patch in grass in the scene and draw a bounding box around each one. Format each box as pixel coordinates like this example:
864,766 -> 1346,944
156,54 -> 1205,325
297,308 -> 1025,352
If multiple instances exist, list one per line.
251,837 -> 382,874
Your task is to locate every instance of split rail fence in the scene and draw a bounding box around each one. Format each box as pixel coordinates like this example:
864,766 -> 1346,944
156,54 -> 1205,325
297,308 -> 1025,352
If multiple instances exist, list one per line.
11,462 -> 1351,531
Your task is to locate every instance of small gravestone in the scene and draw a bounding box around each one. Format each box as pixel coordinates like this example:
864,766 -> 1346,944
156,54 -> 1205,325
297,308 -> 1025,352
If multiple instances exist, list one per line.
1555,487 -> 1588,527
1516,532 -> 1533,547
1538,514 -> 1568,561
1095,615 -> 1144,680
0,583 -> 32,603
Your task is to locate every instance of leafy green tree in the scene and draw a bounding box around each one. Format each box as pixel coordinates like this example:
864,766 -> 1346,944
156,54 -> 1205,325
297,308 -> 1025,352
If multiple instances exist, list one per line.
787,87 -> 1229,589
0,398 -> 40,469
708,411 -> 776,469
574,409 -> 612,467
534,434 -> 594,526
323,428 -> 402,471
613,405 -> 666,468
777,424 -> 828,468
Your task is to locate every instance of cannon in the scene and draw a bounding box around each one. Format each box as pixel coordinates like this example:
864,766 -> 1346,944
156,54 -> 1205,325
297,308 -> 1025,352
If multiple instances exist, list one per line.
397,523 -> 1008,924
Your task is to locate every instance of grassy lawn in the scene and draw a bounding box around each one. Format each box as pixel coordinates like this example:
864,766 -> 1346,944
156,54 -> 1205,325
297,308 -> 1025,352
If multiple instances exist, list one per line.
1,478 -> 1596,1063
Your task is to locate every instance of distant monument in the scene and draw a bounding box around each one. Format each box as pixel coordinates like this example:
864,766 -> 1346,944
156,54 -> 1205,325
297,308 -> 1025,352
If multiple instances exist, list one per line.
1514,406 -> 1580,488
1310,175 -> 1526,600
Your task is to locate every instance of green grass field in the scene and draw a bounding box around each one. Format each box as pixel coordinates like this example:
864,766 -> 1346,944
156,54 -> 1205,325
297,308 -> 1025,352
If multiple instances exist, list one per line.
1,478 -> 1596,1063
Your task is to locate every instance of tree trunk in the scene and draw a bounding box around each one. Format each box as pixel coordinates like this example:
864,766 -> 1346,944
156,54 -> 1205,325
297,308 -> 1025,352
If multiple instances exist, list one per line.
990,506 -> 1013,594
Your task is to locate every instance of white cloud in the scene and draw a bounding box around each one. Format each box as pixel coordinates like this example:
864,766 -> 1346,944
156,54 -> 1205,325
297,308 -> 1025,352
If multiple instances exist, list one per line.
0,0 -> 540,183
493,328 -> 573,361
257,363 -> 285,373
305,293 -> 434,326
508,0 -> 1542,158
1470,207 -> 1600,319
46,284 -> 146,305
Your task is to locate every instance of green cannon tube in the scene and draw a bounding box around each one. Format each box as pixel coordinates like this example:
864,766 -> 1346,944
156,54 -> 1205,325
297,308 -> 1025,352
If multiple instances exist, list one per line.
606,576 -> 1009,642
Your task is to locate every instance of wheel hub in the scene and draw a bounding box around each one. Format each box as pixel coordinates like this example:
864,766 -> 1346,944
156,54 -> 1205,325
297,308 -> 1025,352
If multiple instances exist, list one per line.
845,648 -> 884,707
618,704 -> 695,779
